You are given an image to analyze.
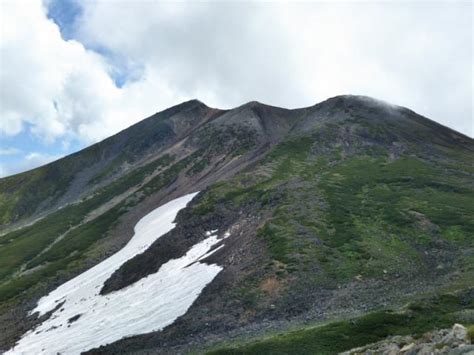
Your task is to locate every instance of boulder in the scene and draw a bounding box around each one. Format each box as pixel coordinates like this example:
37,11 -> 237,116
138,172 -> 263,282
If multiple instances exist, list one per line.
454,324 -> 468,340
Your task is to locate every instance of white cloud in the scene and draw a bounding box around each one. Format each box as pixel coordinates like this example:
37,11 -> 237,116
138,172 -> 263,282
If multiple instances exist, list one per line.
76,1 -> 472,136
0,0 -> 182,145
0,148 -> 21,156
1,0 -> 111,142
0,0 -> 472,157
0,152 -> 63,178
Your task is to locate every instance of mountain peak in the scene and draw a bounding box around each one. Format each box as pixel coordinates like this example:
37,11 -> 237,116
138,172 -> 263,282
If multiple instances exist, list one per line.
1,91 -> 473,355
175,98 -> 209,110
242,100 -> 264,107
316,94 -> 402,111
234,100 -> 293,113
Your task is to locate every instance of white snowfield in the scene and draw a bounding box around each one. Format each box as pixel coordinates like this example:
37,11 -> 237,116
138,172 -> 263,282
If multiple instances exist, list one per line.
8,192 -> 229,355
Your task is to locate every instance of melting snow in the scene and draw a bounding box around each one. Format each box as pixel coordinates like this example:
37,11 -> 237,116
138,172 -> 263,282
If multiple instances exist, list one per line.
8,192 -> 228,354
205,229 -> 218,236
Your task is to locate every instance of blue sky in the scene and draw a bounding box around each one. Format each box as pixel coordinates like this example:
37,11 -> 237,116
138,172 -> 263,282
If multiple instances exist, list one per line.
0,124 -> 84,177
47,0 -> 82,40
47,0 -> 142,88
0,0 -> 472,178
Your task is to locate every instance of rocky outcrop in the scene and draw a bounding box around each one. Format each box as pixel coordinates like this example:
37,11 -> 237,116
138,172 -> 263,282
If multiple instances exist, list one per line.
341,324 -> 474,355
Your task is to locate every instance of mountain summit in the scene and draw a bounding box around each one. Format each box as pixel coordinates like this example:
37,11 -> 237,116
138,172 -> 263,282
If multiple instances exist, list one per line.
1,96 -> 473,354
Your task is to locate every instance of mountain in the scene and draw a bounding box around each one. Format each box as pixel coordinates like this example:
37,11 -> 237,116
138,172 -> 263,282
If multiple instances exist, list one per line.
0,95 -> 473,354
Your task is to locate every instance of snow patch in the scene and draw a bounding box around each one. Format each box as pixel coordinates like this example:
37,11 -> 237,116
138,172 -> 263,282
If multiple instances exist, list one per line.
205,229 -> 218,236
8,192 -> 228,354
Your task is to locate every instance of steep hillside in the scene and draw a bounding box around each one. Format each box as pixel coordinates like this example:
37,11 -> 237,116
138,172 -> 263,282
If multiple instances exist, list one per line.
0,100 -> 222,228
1,95 -> 473,354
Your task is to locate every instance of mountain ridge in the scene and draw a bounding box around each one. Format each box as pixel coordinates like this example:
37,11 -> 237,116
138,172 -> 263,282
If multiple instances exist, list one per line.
0,95 -> 473,354
2,94 -> 470,180
2,94 -> 470,232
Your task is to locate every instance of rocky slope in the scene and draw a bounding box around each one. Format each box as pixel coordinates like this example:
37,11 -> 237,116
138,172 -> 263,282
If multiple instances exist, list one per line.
341,323 -> 474,355
0,100 -> 219,227
0,95 -> 473,353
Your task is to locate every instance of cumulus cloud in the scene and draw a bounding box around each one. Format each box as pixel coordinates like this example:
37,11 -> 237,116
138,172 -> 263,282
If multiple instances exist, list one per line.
0,0 -> 472,160
0,0 -> 185,145
76,1 -> 473,136
1,1 -> 111,142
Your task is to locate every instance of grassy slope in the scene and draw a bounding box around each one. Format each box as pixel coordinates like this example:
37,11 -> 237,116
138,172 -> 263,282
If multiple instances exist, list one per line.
191,119 -> 473,353
0,153 -> 197,306
0,101 -> 472,352
194,124 -> 473,285
0,100 -> 188,227
0,121 -> 259,307
208,289 -> 474,355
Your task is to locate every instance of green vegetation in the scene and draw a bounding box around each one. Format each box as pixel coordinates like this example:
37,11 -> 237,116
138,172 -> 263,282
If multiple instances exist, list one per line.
88,154 -> 131,185
313,155 -> 473,283
208,290 -> 474,355
192,122 -> 473,291
257,223 -> 295,265
0,106 -> 472,354
0,142 -> 114,226
0,165 -> 74,226
0,153 -> 195,305
266,131 -> 470,282
27,205 -> 124,268
187,158 -> 209,176
139,152 -> 198,196
196,124 -> 259,157
0,154 -> 175,273
467,325 -> 474,343
90,154 -> 175,203
0,105 -> 179,227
